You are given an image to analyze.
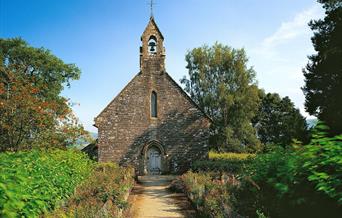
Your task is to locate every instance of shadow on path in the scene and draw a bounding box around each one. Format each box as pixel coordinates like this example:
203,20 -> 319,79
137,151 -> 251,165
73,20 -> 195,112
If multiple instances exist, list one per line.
128,175 -> 197,218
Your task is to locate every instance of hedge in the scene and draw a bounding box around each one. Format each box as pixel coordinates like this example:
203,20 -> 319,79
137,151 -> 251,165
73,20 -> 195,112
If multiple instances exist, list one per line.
192,152 -> 255,173
0,149 -> 95,217
208,151 -> 255,161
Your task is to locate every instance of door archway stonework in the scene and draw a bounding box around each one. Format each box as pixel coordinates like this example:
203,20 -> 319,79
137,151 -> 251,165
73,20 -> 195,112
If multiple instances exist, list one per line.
140,140 -> 167,175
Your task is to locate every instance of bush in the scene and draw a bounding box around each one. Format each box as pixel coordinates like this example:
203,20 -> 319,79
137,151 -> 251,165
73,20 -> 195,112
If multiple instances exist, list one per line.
234,124 -> 342,218
209,151 -> 255,161
48,163 -> 135,218
0,149 -> 95,217
185,124 -> 342,218
192,160 -> 245,174
234,148 -> 303,217
302,124 -> 342,203
181,171 -> 238,218
192,152 -> 255,174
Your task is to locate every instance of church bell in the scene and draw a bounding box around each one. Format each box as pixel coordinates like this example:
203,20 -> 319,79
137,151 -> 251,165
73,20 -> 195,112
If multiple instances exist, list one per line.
148,41 -> 156,52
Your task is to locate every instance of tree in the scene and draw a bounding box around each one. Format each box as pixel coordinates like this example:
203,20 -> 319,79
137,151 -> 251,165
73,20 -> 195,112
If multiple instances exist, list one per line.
303,0 -> 342,134
0,38 -> 87,151
253,91 -> 309,148
181,43 -> 261,152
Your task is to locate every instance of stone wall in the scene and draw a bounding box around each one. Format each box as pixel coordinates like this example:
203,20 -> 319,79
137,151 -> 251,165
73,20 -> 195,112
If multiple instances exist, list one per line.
95,70 -> 211,175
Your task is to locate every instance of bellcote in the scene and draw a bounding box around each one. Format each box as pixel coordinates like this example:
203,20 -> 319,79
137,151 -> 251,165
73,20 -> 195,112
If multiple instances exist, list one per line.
140,16 -> 165,73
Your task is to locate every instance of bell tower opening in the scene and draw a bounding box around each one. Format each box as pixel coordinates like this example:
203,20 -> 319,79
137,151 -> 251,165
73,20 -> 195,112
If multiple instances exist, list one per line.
148,36 -> 157,55
140,16 -> 165,72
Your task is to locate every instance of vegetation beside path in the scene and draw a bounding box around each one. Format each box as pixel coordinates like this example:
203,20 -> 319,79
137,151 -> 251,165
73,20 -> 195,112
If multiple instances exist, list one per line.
175,124 -> 342,218
0,149 -> 134,217
48,162 -> 134,218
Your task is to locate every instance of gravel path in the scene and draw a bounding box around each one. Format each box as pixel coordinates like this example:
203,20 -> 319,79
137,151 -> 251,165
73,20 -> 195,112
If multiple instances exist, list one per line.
128,175 -> 196,218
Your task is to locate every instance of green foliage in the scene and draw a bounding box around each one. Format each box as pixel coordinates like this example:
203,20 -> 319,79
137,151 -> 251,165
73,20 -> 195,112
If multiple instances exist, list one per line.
302,0 -> 342,134
256,210 -> 268,218
193,152 -> 255,173
181,171 -> 235,218
253,92 -> 309,147
181,43 -> 261,152
48,163 -> 135,218
234,123 -> 342,218
209,151 -> 255,160
0,38 -> 80,95
302,123 -> 342,202
192,160 -> 245,174
0,149 -> 95,217
0,38 -> 86,151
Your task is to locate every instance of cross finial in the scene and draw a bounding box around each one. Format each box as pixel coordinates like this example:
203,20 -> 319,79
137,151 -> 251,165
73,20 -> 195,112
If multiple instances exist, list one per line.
149,0 -> 156,17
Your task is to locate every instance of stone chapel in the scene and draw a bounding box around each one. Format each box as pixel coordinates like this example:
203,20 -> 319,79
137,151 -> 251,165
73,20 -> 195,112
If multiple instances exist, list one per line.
94,16 -> 211,175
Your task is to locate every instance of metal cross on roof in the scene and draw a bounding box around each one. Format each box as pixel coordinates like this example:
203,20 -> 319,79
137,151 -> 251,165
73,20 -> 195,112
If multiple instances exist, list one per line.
149,0 -> 156,17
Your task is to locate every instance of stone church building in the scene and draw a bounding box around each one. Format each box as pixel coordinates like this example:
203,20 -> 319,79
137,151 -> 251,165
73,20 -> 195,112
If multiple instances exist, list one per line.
94,16 -> 211,175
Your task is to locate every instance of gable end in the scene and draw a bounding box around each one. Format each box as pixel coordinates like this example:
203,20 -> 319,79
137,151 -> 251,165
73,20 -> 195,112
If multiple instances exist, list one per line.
164,72 -> 213,123
94,72 -> 141,127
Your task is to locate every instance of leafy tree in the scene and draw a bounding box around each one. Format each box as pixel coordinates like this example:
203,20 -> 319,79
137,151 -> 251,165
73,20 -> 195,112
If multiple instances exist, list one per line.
253,91 -> 309,148
0,38 -> 87,151
303,0 -> 342,134
181,43 -> 261,152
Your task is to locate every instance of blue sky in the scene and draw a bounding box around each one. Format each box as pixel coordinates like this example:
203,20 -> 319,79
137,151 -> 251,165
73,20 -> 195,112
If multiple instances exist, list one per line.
1,0 -> 324,132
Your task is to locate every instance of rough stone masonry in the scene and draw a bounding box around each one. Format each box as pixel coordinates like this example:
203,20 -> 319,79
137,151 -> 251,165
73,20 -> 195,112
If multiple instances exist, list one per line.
94,16 -> 211,175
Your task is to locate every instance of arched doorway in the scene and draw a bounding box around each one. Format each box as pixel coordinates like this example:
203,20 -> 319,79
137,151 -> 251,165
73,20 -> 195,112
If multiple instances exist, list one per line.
141,140 -> 166,175
147,146 -> 161,175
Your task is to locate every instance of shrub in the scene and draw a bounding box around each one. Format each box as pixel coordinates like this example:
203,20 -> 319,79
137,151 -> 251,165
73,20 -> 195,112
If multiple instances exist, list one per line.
234,124 -> 342,218
209,151 -> 255,161
0,149 -> 95,217
181,171 -> 238,218
192,152 -> 255,174
48,163 -> 135,218
234,148 -> 303,217
192,160 -> 245,174
302,124 -> 342,203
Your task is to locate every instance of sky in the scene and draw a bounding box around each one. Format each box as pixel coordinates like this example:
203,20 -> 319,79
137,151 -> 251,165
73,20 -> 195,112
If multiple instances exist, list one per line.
1,0 -> 324,132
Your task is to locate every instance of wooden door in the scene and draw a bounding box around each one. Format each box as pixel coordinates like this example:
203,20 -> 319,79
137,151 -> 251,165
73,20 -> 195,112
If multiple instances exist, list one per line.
147,147 -> 161,175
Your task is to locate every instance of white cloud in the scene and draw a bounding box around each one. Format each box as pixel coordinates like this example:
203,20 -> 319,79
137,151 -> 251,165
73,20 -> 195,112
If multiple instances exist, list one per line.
262,4 -> 323,49
250,4 -> 324,117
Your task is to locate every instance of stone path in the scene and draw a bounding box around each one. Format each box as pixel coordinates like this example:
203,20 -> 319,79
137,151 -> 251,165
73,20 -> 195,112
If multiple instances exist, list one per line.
128,175 -> 196,218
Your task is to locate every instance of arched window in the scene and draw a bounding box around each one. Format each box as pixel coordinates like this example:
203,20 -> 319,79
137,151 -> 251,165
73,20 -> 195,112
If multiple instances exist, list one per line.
148,36 -> 157,55
151,91 -> 157,117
